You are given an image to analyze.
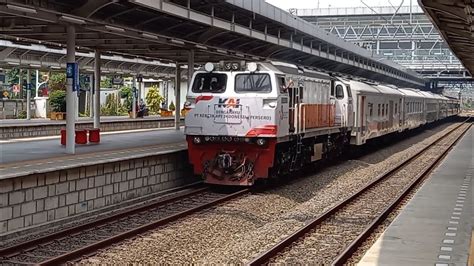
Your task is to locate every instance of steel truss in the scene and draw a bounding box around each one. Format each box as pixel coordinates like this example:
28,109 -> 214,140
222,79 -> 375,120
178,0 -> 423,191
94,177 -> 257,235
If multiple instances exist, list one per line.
298,7 -> 466,78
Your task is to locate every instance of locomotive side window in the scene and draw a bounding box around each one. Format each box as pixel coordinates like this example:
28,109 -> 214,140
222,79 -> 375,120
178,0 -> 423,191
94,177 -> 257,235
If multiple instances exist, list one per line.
235,73 -> 272,93
335,84 -> 344,99
192,73 -> 227,93
277,76 -> 287,93
345,85 -> 352,97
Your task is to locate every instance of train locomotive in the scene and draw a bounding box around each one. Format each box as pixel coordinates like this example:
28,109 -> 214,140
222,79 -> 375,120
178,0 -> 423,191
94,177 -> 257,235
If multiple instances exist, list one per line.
184,61 -> 460,186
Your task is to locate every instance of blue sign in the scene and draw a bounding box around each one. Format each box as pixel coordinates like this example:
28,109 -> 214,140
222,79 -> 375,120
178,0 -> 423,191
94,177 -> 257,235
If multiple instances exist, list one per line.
74,64 -> 80,92
66,63 -> 79,92
27,84 -> 32,90
66,63 -> 75,78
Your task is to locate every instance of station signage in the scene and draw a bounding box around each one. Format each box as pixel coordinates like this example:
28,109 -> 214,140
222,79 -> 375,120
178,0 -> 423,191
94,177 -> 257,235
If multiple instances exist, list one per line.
66,63 -> 80,92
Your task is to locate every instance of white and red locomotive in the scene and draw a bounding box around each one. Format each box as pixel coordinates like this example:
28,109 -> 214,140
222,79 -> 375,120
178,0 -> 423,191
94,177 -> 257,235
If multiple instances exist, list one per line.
184,61 -> 460,186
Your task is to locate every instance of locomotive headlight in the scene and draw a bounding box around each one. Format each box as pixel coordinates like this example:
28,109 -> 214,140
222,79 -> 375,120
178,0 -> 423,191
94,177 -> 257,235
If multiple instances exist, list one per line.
184,101 -> 192,108
193,136 -> 202,144
256,138 -> 266,146
244,138 -> 251,143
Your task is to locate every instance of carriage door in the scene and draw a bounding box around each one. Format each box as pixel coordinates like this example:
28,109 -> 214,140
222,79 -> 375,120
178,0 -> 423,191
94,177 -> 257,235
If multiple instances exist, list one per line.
360,96 -> 366,132
389,100 -> 394,128
277,75 -> 290,134
288,85 -> 302,133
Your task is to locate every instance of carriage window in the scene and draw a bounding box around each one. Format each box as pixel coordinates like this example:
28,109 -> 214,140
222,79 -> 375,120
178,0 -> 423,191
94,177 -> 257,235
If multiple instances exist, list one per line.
192,73 -> 227,93
378,104 -> 381,116
395,103 -> 398,113
368,103 -> 373,117
235,73 -> 271,93
335,85 -> 344,99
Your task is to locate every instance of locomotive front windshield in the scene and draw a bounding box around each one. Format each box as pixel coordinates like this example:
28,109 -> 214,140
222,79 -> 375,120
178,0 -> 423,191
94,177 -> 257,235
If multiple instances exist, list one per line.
235,73 -> 272,93
192,73 -> 227,93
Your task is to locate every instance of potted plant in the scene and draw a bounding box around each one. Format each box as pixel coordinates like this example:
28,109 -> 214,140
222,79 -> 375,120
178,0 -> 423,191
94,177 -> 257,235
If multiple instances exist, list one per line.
168,101 -> 176,116
49,90 -> 66,120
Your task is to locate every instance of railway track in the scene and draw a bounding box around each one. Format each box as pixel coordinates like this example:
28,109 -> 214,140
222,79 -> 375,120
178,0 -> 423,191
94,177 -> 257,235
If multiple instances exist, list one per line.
248,120 -> 472,265
0,186 -> 249,265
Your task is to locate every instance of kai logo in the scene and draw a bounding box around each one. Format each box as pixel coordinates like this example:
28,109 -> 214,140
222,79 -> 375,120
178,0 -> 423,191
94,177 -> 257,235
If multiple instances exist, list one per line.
217,98 -> 240,108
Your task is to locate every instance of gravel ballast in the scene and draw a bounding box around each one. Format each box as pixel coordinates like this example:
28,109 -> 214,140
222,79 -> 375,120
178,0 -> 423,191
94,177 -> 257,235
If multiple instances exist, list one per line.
80,122 -> 461,264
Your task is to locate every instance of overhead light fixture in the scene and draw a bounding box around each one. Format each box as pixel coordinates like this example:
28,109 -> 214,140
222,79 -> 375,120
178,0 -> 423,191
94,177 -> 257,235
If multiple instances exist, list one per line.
7,61 -> 20,66
50,65 -> 61,69
6,4 -> 37,14
105,25 -> 125,33
217,49 -> 228,54
30,64 -> 41,68
170,39 -> 185,45
60,15 -> 86,25
195,44 -> 207,50
141,32 -> 158,40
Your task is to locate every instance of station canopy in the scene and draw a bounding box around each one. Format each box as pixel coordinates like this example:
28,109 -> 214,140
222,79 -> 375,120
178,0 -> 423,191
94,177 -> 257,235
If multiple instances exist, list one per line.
420,0 -> 474,76
0,0 -> 425,87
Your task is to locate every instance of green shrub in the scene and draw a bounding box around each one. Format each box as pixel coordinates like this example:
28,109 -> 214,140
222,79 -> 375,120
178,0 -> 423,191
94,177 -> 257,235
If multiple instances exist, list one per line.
146,85 -> 164,113
120,86 -> 132,111
49,90 -> 66,112
49,73 -> 66,91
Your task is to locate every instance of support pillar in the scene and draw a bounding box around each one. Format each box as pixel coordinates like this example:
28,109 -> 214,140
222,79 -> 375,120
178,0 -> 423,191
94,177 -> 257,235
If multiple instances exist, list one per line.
175,63 -> 181,130
132,75 -> 137,119
26,69 -> 31,120
18,69 -> 22,99
188,49 -> 195,85
35,70 -> 39,98
66,25 -> 76,154
93,50 -> 100,129
138,75 -> 143,102
89,74 -> 94,118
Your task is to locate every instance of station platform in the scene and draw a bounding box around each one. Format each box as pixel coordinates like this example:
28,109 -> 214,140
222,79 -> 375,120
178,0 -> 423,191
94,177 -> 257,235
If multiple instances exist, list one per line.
359,126 -> 473,266
0,128 -> 186,179
0,116 -> 171,126
0,116 -> 183,139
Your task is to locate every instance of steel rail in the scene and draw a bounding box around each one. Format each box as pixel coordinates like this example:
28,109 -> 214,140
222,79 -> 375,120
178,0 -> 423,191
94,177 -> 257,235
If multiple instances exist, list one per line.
37,188 -> 249,265
0,185 -> 209,258
247,119 -> 471,265
332,120 -> 472,265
